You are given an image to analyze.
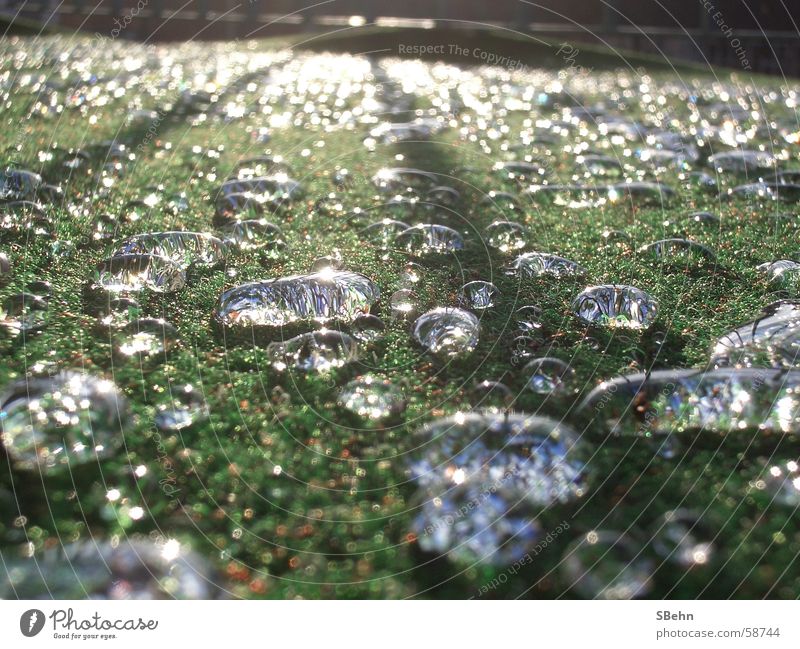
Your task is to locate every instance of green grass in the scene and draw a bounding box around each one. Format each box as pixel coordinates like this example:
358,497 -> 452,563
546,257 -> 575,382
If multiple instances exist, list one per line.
1,28 -> 799,599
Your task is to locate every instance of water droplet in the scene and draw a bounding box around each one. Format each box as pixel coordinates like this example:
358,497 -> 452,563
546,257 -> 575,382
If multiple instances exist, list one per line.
515,305 -> 543,332
337,375 -> 405,421
92,255 -> 186,293
756,459 -> 800,507
310,254 -> 343,273
215,271 -> 379,327
0,539 -> 223,598
399,261 -> 423,286
220,219 -> 284,250
0,292 -> 47,335
581,368 -> 800,435
267,330 -> 358,372
471,380 -> 513,412
409,411 -> 585,499
651,510 -> 715,568
389,289 -> 418,320
638,238 -> 716,263
685,211 -> 720,226
525,357 -> 575,394
394,224 -> 464,255
362,219 -> 410,248
116,318 -> 179,359
0,168 -> 42,201
0,372 -> 127,471
709,150 -> 775,175
711,300 -> 800,368
607,181 -> 675,207
113,232 -> 227,269
573,285 -> 659,329
350,313 -> 386,342
484,220 -> 526,252
0,252 -> 10,282
459,281 -> 499,310
92,296 -> 141,329
155,384 -> 207,431
372,167 -> 438,193
561,531 -> 653,599
413,307 -> 480,357
506,252 -> 586,278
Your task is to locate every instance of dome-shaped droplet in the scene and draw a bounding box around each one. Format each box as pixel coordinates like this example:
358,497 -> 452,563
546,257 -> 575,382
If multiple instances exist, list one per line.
92,255 -> 186,293
155,383 -> 207,431
0,292 -> 48,335
220,219 -> 284,250
1,539 -> 223,599
215,271 -> 379,327
651,510 -> 715,568
459,281 -> 499,310
413,307 -> 480,357
561,531 -> 653,599
350,313 -> 386,342
573,284 -> 658,329
116,318 -> 179,360
267,330 -> 358,372
507,252 -> 586,278
484,220 -> 526,252
394,224 -> 464,255
337,375 -> 405,421
0,372 -> 128,471
389,289 -> 418,319
113,232 -> 227,269
524,357 -> 575,394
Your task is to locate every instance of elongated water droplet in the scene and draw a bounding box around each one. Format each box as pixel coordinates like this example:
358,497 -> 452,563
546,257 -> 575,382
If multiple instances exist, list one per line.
573,285 -> 658,329
0,372 -> 128,471
113,232 -> 227,269
215,271 -> 379,327
507,252 -> 586,278
92,255 -> 186,293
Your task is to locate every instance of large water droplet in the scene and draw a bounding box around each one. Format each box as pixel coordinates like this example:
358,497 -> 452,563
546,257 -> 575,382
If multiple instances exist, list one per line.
0,168 -> 42,200
394,224 -> 464,255
155,384 -> 207,431
0,292 -> 48,335
711,301 -> 800,368
337,375 -> 405,421
459,281 -> 499,310
580,368 -> 800,435
573,285 -> 658,329
0,372 -> 127,470
561,531 -> 653,599
1,539 -> 223,598
215,271 -> 379,327
507,252 -> 586,278
92,255 -> 186,293
483,220 -> 526,252
651,510 -> 715,568
267,330 -> 358,372
113,232 -> 227,269
116,318 -> 179,359
639,238 -> 716,263
413,307 -> 480,357
525,357 -> 575,394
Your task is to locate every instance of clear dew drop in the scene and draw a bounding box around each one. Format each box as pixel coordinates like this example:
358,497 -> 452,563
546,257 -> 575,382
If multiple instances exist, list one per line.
0,372 -> 128,471
92,296 -> 141,329
1,539 -> 223,599
412,307 -> 480,358
459,281 -> 499,310
524,357 -> 575,394
115,318 -> 179,360
350,313 -> 386,342
573,284 -> 659,330
561,531 -> 653,599
267,330 -> 358,372
0,292 -> 48,335
155,384 -> 207,432
651,509 -> 715,568
337,375 -> 405,421
638,238 -> 716,263
215,271 -> 379,328
113,232 -> 227,269
389,289 -> 418,320
92,254 -> 186,293
483,220 -> 527,252
220,219 -> 284,250
394,224 -> 464,256
506,252 -> 586,278
710,300 -> 800,368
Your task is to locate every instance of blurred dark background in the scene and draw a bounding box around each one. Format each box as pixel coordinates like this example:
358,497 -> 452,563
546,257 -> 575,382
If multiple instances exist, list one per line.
2,0 -> 798,76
